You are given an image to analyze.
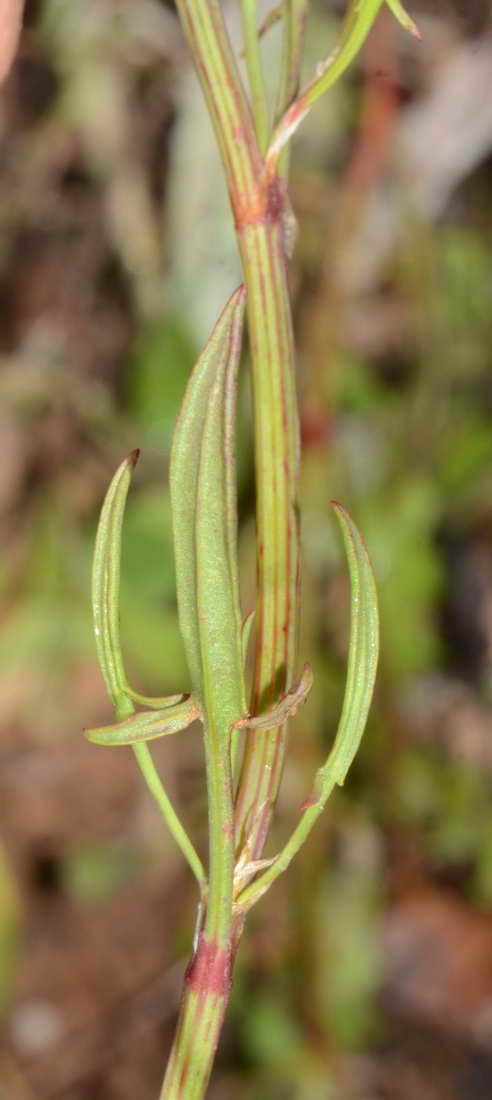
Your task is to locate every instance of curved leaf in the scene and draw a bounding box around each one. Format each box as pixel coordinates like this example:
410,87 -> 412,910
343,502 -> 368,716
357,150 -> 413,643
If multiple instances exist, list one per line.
235,502 -> 379,911
85,697 -> 200,747
321,501 -> 379,786
92,449 -> 139,715
233,663 -> 313,731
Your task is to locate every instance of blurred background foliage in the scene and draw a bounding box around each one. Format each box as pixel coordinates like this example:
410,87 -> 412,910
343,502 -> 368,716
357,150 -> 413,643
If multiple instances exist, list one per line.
1,2 -> 492,1098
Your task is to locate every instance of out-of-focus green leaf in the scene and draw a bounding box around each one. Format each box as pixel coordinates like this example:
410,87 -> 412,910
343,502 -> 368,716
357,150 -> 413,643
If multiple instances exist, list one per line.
63,843 -> 138,904
128,316 -> 196,447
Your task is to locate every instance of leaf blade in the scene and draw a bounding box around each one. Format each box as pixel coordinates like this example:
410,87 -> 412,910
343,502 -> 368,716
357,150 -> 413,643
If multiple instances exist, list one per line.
85,697 -> 200,747
195,286 -> 248,728
92,449 -> 139,714
233,663 -> 313,731
170,286 -> 246,704
320,501 -> 379,787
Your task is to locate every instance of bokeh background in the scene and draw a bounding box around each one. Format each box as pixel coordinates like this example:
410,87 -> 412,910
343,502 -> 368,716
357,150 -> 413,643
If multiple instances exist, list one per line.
1,1 -> 492,1097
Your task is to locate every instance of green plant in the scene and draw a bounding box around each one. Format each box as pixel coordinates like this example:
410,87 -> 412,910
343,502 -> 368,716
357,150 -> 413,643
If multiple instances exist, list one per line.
87,2 -> 419,1095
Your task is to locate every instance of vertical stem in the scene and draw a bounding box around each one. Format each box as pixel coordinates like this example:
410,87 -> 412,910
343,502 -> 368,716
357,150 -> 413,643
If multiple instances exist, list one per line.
173,0 -> 300,863
234,216 -> 300,856
159,936 -> 231,1099
162,1 -> 300,1093
240,0 -> 270,151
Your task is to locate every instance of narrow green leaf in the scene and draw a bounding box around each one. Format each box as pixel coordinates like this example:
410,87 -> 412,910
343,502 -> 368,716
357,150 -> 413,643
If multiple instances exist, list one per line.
195,287 -> 248,728
85,697 -> 200,747
92,449 -> 139,714
170,286 -> 246,707
386,0 -> 421,38
235,503 -> 379,912
91,455 -> 206,891
320,502 -> 379,788
233,663 -> 313,731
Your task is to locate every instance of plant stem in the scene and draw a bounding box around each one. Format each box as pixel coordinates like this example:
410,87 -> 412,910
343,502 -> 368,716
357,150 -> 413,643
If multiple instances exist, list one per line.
173,0 -> 301,869
233,218 -> 300,857
240,0 -> 270,152
133,743 -> 207,894
161,1 -> 300,1092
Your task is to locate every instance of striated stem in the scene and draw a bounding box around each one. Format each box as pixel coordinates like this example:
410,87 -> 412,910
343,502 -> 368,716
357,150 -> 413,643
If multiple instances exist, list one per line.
234,214 -> 300,857
162,1 -> 300,1094
159,929 -> 233,1099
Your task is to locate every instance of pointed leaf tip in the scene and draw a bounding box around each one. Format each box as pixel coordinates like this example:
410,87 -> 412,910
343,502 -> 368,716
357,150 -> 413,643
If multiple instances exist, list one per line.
233,664 -> 314,731
92,451 -> 138,710
170,285 -> 246,707
128,448 -> 140,467
386,0 -> 421,39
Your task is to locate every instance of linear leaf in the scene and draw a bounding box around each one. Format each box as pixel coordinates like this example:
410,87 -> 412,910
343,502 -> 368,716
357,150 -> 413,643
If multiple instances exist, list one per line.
170,285 -> 246,706
233,663 -> 313,731
85,697 -> 200,747
195,287 -> 248,728
92,449 -> 139,712
235,503 -> 379,912
320,502 -> 379,787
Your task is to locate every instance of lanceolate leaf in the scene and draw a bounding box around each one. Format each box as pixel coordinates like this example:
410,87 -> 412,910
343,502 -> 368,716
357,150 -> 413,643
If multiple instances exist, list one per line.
233,663 -> 313,731
170,286 -> 247,709
85,697 -> 201,747
92,449 -> 139,713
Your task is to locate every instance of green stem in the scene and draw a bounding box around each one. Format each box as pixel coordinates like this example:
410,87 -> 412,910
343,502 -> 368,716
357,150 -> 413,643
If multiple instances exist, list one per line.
161,1 -> 300,1092
132,742 -> 207,894
240,0 -> 270,152
233,218 -> 300,858
275,0 -> 308,119
174,0 -> 263,225
113,696 -> 206,893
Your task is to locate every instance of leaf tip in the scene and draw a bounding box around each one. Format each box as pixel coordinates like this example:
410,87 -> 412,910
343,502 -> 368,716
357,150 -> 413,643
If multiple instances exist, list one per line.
330,499 -> 348,521
128,448 -> 140,468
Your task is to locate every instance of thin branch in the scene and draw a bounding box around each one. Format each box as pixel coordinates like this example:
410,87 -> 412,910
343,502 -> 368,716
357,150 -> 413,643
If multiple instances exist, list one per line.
133,743 -> 207,894
240,0 -> 270,152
